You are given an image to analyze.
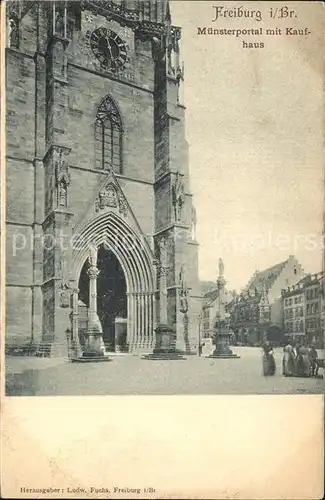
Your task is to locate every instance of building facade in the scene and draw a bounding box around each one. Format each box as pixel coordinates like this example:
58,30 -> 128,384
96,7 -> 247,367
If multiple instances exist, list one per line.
281,278 -> 307,342
228,287 -> 271,345
304,272 -> 324,347
5,0 -> 201,355
229,256 -> 305,345
282,272 -> 324,347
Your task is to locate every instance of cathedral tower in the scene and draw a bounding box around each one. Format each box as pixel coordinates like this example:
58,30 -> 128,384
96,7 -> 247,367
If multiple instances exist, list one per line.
5,0 -> 201,355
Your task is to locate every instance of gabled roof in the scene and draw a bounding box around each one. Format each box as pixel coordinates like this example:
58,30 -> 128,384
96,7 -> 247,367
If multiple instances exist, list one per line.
200,281 -> 216,295
281,274 -> 310,297
204,288 -> 220,305
296,275 -> 312,286
203,287 -> 235,308
246,259 -> 289,293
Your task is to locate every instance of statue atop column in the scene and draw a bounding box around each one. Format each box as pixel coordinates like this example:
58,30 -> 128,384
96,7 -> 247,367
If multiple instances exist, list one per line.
217,258 -> 226,290
218,258 -> 224,279
88,242 -> 98,268
206,257 -> 240,359
77,244 -> 108,361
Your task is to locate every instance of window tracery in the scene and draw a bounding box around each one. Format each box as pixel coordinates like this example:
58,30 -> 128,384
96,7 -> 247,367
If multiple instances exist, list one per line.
95,96 -> 123,173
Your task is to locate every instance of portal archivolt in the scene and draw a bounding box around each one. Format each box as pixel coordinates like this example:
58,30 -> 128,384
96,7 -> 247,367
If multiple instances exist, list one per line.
72,211 -> 155,351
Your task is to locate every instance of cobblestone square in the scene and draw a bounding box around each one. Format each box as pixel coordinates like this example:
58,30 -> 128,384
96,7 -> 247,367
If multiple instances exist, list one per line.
6,347 -> 324,396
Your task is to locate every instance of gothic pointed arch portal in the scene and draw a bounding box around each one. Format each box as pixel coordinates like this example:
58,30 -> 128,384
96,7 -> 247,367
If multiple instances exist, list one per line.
72,212 -> 156,352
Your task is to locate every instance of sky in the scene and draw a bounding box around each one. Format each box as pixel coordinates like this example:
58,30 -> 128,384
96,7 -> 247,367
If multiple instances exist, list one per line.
170,1 -> 324,291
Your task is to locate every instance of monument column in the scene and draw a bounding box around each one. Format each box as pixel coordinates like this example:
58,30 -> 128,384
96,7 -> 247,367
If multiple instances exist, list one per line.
207,259 -> 240,360
144,238 -> 184,359
159,239 -> 168,325
82,245 -> 106,359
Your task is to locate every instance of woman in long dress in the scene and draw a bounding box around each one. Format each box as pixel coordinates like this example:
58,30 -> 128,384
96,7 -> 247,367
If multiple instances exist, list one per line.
296,342 -> 311,377
262,341 -> 276,376
283,340 -> 296,377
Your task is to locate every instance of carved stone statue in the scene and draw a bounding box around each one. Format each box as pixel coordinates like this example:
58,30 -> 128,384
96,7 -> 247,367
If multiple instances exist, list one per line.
179,264 -> 187,295
99,185 -> 118,209
88,243 -> 98,268
59,250 -> 72,308
59,180 -> 67,207
218,258 -> 224,279
179,292 -> 188,314
176,62 -> 184,104
55,8 -> 65,37
8,17 -> 19,48
95,182 -> 129,214
166,26 -> 181,77
159,237 -> 168,268
118,192 -> 128,217
191,205 -> 197,240
106,185 -> 118,206
54,148 -> 70,208
179,264 -> 189,314
52,41 -> 66,78
172,172 -> 185,222
176,64 -> 183,84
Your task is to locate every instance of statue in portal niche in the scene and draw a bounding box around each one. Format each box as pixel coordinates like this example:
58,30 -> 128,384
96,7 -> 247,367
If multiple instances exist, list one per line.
88,243 -> 98,268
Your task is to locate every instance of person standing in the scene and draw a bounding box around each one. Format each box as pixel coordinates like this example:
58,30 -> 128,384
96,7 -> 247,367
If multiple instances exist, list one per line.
308,342 -> 318,377
296,341 -> 311,377
283,339 -> 296,377
262,340 -> 276,376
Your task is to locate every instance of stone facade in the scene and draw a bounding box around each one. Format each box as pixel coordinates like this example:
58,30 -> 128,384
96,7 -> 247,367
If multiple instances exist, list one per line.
281,277 -> 308,342
304,272 -> 324,347
281,272 -> 324,348
5,0 -> 201,355
229,256 -> 305,345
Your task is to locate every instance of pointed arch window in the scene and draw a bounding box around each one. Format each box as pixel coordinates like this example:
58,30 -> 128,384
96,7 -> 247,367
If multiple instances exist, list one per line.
95,96 -> 123,173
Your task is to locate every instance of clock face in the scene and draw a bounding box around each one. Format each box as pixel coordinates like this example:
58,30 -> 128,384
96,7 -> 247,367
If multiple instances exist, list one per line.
88,27 -> 128,72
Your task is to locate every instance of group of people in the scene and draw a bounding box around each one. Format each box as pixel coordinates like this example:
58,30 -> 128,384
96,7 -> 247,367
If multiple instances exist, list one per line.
262,339 -> 321,378
282,339 -> 319,378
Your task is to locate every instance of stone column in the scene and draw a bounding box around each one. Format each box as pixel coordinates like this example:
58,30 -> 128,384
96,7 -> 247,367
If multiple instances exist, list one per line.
83,246 -> 105,358
152,263 -> 171,354
159,265 -> 168,325
207,274 -> 240,360
151,238 -> 180,357
70,287 -> 82,359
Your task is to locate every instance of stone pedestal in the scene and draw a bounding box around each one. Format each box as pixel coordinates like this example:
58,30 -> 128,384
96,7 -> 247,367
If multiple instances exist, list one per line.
154,324 -> 174,353
74,247 -> 110,363
207,321 -> 240,359
82,265 -> 106,359
143,324 -> 185,360
206,269 -> 240,360
143,238 -> 185,360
